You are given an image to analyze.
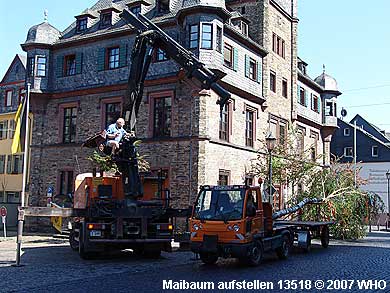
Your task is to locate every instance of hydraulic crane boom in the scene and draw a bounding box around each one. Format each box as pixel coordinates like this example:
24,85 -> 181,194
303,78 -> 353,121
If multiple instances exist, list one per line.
120,10 -> 231,130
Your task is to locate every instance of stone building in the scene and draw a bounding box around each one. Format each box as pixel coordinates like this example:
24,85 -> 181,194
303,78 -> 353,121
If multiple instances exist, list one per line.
21,0 -> 340,213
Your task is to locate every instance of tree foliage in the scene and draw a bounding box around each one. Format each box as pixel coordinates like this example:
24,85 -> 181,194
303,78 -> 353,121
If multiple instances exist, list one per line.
252,128 -> 385,240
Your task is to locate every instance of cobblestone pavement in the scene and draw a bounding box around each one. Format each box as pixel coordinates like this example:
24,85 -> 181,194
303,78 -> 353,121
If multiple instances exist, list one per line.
0,231 -> 389,293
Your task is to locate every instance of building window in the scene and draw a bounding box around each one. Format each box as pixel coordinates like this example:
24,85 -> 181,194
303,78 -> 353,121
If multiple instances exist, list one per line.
279,123 -> 286,145
372,146 -> 378,157
299,87 -> 306,105
245,110 -> 254,147
245,176 -> 253,186
0,155 -> 5,174
27,57 -> 35,77
64,55 -> 76,76
224,43 -> 233,68
105,102 -> 121,127
201,23 -> 213,49
344,147 -> 353,158
59,170 -> 74,196
325,101 -> 335,116
36,56 -> 46,77
297,127 -> 305,156
19,89 -> 25,104
7,155 -> 23,174
158,0 -> 170,13
312,94 -> 319,113
270,71 -> 276,93
153,96 -> 172,138
9,120 -> 15,139
5,91 -> 12,107
63,107 -> 77,143
219,103 -> 230,141
248,58 -> 257,81
231,19 -> 248,36
216,26 -> 222,53
155,48 -> 168,62
100,12 -> 112,27
108,47 -> 120,69
130,5 -> 141,15
189,24 -> 199,49
77,18 -> 87,32
0,121 -> 8,140
272,33 -> 285,58
282,79 -> 288,98
218,170 -> 230,186
310,147 -> 316,162
344,128 -> 350,137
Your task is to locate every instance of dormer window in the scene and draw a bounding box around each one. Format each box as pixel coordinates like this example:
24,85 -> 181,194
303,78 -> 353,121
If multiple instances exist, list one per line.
231,19 -> 249,36
158,0 -> 169,14
77,18 -> 87,32
101,12 -> 112,27
130,5 -> 141,15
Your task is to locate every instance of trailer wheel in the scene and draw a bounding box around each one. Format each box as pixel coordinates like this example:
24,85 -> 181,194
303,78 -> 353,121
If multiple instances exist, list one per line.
276,234 -> 290,260
199,252 -> 218,265
69,230 -> 79,251
321,226 -> 330,248
240,241 -> 263,266
303,232 -> 311,253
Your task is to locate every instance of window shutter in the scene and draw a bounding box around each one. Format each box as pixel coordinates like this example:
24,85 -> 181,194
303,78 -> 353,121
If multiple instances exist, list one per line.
304,90 -> 308,107
7,155 -> 11,174
119,44 -> 127,67
233,47 -> 239,71
317,97 -> 321,113
56,55 -> 63,78
310,93 -> 313,110
97,48 -> 106,71
244,54 -> 249,77
297,85 -> 300,102
75,53 -> 83,75
256,60 -> 262,83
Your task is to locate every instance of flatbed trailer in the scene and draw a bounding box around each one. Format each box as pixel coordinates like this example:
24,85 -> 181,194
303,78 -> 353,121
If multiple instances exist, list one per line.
274,220 -> 333,251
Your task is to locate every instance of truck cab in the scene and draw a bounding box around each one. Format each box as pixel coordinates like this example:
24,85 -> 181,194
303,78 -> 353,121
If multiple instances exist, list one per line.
190,185 -> 291,266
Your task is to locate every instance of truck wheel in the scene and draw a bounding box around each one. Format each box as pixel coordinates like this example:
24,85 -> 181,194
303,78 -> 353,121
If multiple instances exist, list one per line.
321,226 -> 330,248
199,252 -> 218,265
276,235 -> 290,260
69,230 -> 79,251
241,241 -> 263,266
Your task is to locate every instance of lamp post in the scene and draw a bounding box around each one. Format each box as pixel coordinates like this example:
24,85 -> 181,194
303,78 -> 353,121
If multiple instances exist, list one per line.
386,170 -> 390,231
266,132 -> 276,206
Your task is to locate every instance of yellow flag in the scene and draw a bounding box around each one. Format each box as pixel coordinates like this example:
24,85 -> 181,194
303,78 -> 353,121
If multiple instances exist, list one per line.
11,101 -> 25,154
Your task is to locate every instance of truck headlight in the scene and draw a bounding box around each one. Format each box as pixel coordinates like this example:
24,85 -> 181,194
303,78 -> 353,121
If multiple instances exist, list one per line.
193,224 -> 199,231
233,224 -> 240,232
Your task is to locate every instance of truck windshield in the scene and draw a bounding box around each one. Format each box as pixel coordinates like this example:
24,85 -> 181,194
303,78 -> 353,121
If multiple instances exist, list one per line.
194,189 -> 245,221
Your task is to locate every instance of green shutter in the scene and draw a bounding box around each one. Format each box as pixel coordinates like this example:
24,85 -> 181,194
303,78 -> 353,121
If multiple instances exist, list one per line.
304,90 -> 308,107
97,48 -> 106,71
317,96 -> 321,113
233,47 -> 239,71
256,60 -> 262,83
119,44 -> 127,67
244,54 -> 249,77
75,53 -> 83,74
56,55 -> 63,78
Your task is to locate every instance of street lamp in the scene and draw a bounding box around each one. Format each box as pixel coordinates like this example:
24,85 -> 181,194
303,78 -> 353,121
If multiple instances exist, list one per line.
386,170 -> 390,231
266,132 -> 276,205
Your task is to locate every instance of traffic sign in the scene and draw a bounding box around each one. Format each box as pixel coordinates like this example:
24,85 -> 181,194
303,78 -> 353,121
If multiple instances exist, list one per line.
0,206 -> 6,217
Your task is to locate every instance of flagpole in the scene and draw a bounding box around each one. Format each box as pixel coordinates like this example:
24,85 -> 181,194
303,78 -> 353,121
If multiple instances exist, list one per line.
14,82 -> 30,267
21,82 -> 30,207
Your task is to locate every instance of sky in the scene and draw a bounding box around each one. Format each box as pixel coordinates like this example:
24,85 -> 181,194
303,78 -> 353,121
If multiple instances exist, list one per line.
1,0 -> 390,130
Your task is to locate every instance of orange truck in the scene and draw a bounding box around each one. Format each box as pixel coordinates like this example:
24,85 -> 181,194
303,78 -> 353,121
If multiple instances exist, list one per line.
190,185 -> 331,266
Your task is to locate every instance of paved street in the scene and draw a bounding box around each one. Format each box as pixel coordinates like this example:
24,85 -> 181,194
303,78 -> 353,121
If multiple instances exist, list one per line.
1,231 -> 389,293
